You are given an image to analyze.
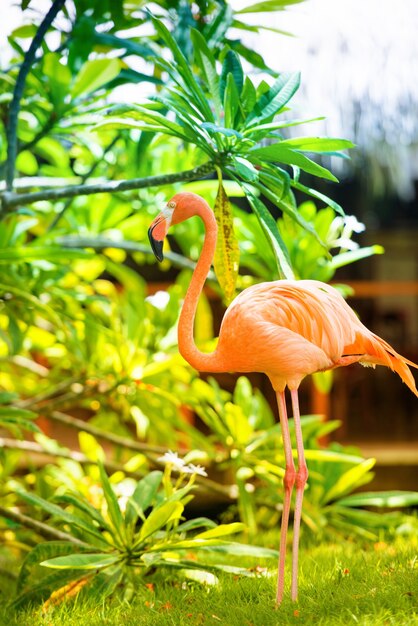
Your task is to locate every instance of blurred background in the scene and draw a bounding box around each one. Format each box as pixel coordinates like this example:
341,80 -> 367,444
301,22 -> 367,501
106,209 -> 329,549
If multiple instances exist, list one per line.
1,0 -> 417,489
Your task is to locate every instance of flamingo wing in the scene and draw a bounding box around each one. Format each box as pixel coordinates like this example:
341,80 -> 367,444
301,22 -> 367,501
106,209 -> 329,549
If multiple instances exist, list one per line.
217,280 -> 418,395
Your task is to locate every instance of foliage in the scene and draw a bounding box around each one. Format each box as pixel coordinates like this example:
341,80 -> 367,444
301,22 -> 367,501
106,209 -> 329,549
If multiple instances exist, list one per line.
0,0 -> 414,612
99,13 -> 355,290
11,461 -> 276,607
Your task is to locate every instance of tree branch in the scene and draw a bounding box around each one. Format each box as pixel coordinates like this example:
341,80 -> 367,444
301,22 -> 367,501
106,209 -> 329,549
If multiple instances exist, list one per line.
0,436 -> 145,479
5,0 -> 66,191
49,410 -> 166,455
47,134 -> 121,232
56,236 -> 217,279
0,505 -> 88,545
1,162 -> 216,211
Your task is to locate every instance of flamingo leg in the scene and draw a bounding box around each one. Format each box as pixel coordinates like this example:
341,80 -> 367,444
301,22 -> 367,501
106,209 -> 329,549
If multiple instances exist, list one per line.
290,388 -> 308,602
276,390 -> 296,605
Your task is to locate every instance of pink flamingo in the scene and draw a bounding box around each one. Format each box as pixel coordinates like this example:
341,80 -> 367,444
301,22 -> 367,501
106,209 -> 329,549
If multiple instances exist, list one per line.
148,191 -> 418,604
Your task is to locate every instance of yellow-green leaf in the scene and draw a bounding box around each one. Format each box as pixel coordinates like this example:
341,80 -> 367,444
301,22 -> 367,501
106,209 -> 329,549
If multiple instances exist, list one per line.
213,182 -> 240,305
194,522 -> 245,540
323,458 -> 376,504
71,58 -> 121,98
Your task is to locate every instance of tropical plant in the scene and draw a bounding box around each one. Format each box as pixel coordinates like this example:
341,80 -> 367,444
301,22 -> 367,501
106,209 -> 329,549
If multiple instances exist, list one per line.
12,460 -> 277,607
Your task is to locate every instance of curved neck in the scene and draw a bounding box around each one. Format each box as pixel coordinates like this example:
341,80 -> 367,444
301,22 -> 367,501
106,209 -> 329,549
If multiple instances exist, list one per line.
178,203 -> 221,371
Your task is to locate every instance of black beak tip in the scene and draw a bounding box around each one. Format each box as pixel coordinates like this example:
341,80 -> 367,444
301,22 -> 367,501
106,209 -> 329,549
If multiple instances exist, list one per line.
148,226 -> 164,262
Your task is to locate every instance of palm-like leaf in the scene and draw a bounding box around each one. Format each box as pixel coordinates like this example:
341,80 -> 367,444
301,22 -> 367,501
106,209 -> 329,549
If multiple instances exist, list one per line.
98,15 -> 353,281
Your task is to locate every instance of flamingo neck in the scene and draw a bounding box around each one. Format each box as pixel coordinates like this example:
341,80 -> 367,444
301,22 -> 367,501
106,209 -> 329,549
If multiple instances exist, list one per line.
178,203 -> 221,372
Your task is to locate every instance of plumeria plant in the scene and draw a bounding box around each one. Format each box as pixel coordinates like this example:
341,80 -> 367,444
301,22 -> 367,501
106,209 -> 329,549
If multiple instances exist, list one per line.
13,458 -> 277,607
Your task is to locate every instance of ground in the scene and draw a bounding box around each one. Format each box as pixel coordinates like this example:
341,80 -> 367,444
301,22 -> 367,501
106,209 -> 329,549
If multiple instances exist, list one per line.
0,536 -> 416,626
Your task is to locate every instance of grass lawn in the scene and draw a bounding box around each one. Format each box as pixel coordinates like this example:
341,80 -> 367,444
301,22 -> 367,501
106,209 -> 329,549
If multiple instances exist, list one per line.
0,535 -> 416,626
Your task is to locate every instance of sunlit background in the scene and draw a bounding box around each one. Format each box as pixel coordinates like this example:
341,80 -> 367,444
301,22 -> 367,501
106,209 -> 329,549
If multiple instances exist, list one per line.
1,0 -> 417,478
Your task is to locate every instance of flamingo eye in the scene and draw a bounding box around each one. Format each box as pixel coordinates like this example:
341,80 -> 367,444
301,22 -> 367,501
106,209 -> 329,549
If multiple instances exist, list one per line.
168,201 -> 176,209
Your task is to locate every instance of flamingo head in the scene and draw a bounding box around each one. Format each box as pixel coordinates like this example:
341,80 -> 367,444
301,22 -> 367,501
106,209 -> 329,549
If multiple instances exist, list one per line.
148,192 -> 207,262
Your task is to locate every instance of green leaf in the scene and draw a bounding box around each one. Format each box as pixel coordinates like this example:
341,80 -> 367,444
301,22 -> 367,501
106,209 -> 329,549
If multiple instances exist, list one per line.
0,414 -> 41,434
191,29 -> 222,117
0,282 -> 65,331
15,489 -> 110,548
220,50 -> 244,102
16,150 -> 38,175
323,458 -> 376,504
223,72 -> 240,129
250,144 -> 338,182
338,490 -> 418,509
291,179 -> 345,216
194,522 -> 245,539
241,76 -> 257,115
139,501 -> 184,542
98,103 -> 198,143
17,541 -> 92,593
243,186 -> 294,279
71,58 -> 121,98
13,569 -> 87,609
201,123 -> 243,139
280,137 -> 355,152
213,181 -> 240,304
0,406 -> 37,419
85,564 -> 124,599
232,156 -> 259,182
330,245 -> 384,269
53,493 -> 111,533
11,23 -> 36,36
244,116 -> 326,135
98,463 -> 125,544
176,518 -> 218,533
151,16 -> 214,122
0,246 -> 92,263
125,471 -> 163,526
168,540 -> 278,558
248,72 -> 300,124
41,553 -> 119,570
43,53 -> 72,108
257,170 -> 328,249
0,392 -> 18,404
93,32 -> 157,59
204,3 -> 233,45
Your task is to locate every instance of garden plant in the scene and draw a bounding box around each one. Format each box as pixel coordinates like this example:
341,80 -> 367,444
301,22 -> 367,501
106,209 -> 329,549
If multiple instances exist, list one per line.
0,0 -> 417,624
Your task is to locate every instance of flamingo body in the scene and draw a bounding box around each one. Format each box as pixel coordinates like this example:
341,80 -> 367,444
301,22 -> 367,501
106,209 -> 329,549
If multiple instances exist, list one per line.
215,279 -> 418,394
148,191 -> 418,605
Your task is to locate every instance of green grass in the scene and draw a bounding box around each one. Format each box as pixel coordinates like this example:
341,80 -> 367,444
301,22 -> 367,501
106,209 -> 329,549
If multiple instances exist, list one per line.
0,536 -> 416,626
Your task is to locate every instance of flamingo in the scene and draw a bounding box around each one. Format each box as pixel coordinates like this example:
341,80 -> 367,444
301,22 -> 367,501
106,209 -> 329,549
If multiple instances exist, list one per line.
148,191 -> 418,605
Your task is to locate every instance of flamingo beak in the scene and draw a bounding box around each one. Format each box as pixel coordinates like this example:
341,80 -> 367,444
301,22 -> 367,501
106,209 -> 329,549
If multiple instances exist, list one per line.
148,213 -> 169,262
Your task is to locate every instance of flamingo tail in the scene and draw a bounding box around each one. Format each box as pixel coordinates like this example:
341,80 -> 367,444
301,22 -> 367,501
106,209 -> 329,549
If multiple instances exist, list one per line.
346,331 -> 418,397
364,333 -> 418,397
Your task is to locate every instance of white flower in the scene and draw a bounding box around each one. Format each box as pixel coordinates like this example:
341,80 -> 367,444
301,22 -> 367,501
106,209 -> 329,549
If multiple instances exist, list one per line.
146,291 -> 170,310
332,237 -> 360,251
182,463 -> 208,477
343,215 -> 365,234
158,450 -> 186,470
328,214 -> 366,251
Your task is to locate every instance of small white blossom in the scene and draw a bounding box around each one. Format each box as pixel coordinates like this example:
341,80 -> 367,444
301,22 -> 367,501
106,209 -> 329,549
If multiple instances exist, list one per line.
182,463 -> 208,477
343,215 -> 365,234
332,237 -> 360,251
146,291 -> 170,310
158,450 -> 186,470
328,214 -> 366,251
